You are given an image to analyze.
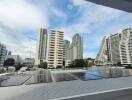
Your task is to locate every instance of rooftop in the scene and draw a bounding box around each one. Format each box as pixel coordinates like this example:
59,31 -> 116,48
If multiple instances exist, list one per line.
1,67 -> 132,100
1,76 -> 132,100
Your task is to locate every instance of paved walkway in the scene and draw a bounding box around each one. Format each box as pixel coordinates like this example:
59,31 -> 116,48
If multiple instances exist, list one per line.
0,76 -> 132,100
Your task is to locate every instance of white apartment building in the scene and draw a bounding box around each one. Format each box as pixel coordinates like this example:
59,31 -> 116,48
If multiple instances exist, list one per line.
119,28 -> 132,64
66,34 -> 83,66
108,33 -> 121,65
35,28 -> 47,65
96,33 -> 121,65
96,28 -> 132,65
0,43 -> 6,66
95,36 -> 108,65
47,29 -> 64,68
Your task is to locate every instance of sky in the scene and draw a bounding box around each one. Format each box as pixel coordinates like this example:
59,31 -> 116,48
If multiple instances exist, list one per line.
0,0 -> 132,59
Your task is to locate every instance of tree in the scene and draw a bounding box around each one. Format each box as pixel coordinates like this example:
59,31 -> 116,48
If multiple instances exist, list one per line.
69,59 -> 85,68
56,66 -> 62,69
38,62 -> 47,69
87,58 -> 95,67
117,62 -> 122,66
63,61 -> 65,66
75,59 -> 85,67
4,58 -> 15,67
15,63 -> 23,71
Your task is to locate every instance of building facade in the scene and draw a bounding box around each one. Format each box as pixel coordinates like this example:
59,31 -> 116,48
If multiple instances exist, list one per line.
108,33 -> 120,65
63,40 -> 70,66
66,34 -> 83,66
0,43 -> 6,67
35,28 -> 48,65
119,28 -> 132,64
47,29 -> 64,68
96,28 -> 132,65
95,36 -> 107,65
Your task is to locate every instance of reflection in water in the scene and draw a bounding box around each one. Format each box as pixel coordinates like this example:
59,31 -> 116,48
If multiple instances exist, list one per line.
85,67 -> 102,80
25,70 -> 52,85
72,67 -> 102,81
53,73 -> 77,82
73,67 -> 132,81
1,68 -> 132,87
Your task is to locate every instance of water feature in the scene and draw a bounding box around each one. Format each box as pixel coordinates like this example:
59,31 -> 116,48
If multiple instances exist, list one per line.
25,70 -> 52,85
72,66 -> 132,81
1,67 -> 132,87
72,66 -> 102,81
53,73 -> 77,82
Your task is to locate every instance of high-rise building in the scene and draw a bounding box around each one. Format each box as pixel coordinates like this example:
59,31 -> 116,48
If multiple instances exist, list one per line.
96,33 -> 120,65
8,51 -> 12,55
96,28 -> 132,65
47,29 -> 64,68
0,43 -> 6,66
35,28 -> 48,65
63,40 -> 70,64
108,33 -> 120,65
66,34 -> 83,66
119,28 -> 132,64
95,36 -> 108,65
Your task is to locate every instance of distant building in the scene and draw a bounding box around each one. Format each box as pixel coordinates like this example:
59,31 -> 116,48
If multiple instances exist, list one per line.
35,28 -> 48,65
66,34 -> 83,66
8,51 -> 12,55
47,29 -> 64,68
63,40 -> 70,65
22,58 -> 35,67
96,28 -> 132,65
5,55 -> 21,64
0,43 -> 6,66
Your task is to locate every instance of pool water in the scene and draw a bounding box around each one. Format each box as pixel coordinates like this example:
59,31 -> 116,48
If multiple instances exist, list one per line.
71,67 -> 103,81
1,67 -> 132,87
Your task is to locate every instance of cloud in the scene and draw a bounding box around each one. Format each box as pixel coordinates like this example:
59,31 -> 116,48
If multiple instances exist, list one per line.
83,52 -> 97,58
0,26 -> 36,58
0,0 -> 69,59
0,0 -> 48,30
59,0 -> 132,58
0,0 -> 132,59
0,0 -> 47,58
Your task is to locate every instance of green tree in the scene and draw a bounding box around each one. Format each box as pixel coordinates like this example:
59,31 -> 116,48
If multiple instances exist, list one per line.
72,59 -> 85,68
4,58 -> 15,67
117,62 -> 122,66
56,65 -> 62,69
15,63 -> 23,71
38,62 -> 47,69
87,58 -> 95,67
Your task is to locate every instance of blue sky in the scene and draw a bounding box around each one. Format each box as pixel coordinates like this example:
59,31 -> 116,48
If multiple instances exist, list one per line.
0,0 -> 132,59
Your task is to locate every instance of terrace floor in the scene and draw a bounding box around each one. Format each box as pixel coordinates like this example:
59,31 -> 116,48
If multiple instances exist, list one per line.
1,67 -> 132,100
1,76 -> 132,100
